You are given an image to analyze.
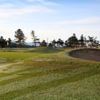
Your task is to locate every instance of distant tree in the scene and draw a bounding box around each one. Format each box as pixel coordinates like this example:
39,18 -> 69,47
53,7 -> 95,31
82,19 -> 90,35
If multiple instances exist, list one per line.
15,29 -> 25,47
79,34 -> 85,47
88,36 -> 94,42
4,39 -> 7,48
31,30 -> 40,47
0,36 -> 4,48
57,38 -> 64,47
67,33 -> 79,47
48,43 -> 53,47
0,36 -> 3,48
52,40 -> 57,48
41,40 -> 47,47
88,36 -> 99,48
65,40 -> 68,47
31,30 -> 36,47
7,38 -> 12,47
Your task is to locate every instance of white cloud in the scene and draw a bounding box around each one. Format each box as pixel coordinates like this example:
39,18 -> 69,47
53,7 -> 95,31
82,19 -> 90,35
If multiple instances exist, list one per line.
0,0 -> 57,19
26,0 -> 45,2
0,5 -> 54,19
25,0 -> 59,6
60,17 -> 100,25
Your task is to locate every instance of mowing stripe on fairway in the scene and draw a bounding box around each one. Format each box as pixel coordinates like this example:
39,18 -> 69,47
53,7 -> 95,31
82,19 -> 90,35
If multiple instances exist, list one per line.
0,67 -> 99,99
13,74 -> 100,100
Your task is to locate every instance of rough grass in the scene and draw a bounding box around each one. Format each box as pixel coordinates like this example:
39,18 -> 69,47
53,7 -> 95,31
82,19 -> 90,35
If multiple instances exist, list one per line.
0,47 -> 99,100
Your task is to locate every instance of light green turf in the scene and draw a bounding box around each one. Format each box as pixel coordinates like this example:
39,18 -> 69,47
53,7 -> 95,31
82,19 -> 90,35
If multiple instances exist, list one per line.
0,47 -> 99,100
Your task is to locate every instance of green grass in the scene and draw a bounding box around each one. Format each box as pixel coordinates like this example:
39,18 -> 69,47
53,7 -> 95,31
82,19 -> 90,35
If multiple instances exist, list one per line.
0,47 -> 99,100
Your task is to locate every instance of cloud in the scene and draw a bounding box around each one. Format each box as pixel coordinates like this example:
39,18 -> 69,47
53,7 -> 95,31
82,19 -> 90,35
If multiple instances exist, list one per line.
24,0 -> 59,7
0,4 -> 54,19
0,0 -> 58,19
26,0 -> 45,2
60,17 -> 100,25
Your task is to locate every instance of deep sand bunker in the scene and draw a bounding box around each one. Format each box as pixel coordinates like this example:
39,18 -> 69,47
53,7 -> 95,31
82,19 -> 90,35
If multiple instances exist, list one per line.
69,48 -> 100,61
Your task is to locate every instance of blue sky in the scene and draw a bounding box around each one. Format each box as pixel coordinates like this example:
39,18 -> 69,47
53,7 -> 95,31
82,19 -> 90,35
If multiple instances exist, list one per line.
0,0 -> 100,42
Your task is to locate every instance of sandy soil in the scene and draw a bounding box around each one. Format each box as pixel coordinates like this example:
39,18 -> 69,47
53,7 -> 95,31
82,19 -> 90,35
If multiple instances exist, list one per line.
69,48 -> 100,61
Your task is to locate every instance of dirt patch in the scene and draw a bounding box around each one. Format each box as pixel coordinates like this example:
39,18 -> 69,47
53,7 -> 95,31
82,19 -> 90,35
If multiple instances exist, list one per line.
69,48 -> 100,61
0,62 -> 23,71
32,58 -> 53,62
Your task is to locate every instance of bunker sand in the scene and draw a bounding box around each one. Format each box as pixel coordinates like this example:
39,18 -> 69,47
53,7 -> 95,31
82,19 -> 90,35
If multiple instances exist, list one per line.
69,48 -> 100,61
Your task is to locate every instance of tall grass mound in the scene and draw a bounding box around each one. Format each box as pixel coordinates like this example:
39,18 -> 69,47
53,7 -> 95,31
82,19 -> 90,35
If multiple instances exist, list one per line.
0,47 -> 99,100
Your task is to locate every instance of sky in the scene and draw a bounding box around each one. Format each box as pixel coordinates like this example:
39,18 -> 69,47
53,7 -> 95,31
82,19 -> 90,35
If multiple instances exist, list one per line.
0,0 -> 100,42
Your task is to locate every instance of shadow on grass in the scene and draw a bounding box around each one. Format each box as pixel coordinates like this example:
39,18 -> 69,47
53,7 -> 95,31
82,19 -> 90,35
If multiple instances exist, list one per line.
0,47 -> 64,54
28,47 -> 64,54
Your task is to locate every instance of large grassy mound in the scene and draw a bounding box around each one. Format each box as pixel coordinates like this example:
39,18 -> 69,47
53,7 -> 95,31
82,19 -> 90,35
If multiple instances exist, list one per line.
0,47 -> 99,100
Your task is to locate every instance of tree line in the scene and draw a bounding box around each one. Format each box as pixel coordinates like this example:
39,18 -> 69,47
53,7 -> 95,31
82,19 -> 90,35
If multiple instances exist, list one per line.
0,29 -> 99,48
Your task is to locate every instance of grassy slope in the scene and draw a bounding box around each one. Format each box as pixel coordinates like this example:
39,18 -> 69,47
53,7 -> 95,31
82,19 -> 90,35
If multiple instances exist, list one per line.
0,47 -> 99,100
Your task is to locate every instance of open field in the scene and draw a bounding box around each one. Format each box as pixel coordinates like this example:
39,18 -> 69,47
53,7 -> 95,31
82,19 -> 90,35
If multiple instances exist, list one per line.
0,47 -> 99,100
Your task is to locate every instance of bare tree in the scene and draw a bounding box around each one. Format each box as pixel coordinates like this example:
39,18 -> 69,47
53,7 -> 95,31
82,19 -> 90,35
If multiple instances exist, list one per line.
31,30 -> 37,47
